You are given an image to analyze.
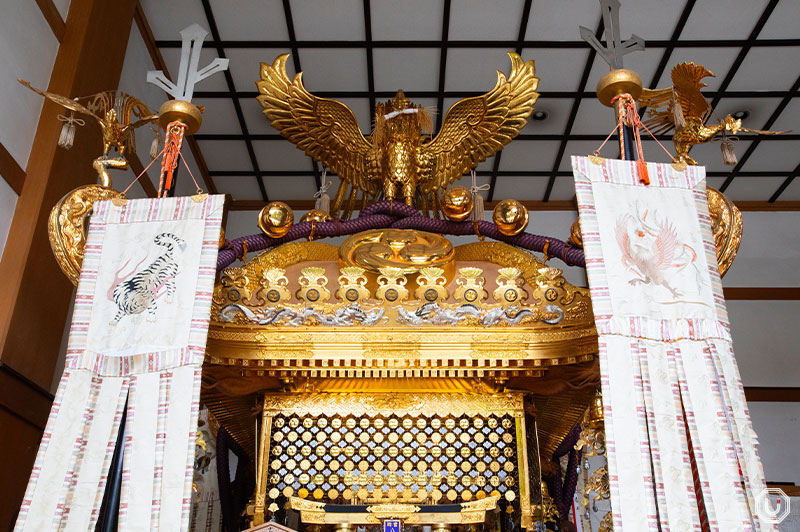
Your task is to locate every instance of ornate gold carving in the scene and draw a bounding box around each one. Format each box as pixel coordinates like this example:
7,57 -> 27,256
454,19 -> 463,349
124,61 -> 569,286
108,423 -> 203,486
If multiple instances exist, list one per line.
707,186 -> 743,277
598,511 -> 613,532
339,229 -> 454,277
336,266 -> 370,303
258,268 -> 291,305
297,267 -> 331,303
454,267 -> 487,304
568,217 -> 583,248
48,183 -> 123,285
256,53 -> 538,216
19,81 -> 158,157
376,267 -> 409,303
366,503 -> 420,521
261,392 -> 524,418
415,267 -> 448,302
638,63 -> 787,166
585,465 -> 610,503
493,267 -> 528,306
532,482 -> 559,525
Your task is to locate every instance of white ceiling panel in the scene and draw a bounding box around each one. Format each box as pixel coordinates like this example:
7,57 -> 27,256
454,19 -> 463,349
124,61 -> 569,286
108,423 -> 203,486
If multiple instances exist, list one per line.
228,48 -> 294,92
192,98 -> 242,134
210,0 -> 288,40
772,99 -> 800,132
254,140 -> 315,171
760,0 -> 800,38
680,0 -> 770,40
449,0 -> 525,41
713,97 -> 782,130
560,140 -> 612,171
521,97 -> 571,135
290,0 -> 365,41
264,176 -> 319,200
499,140 -> 560,171
548,176 -> 577,201
521,49 -> 591,92
777,176 -> 800,200
654,47 -> 741,91
683,139 -> 753,173
526,1 -> 600,41
621,0 -> 685,40
373,49 -> 440,92
571,99 -> 620,135
445,48 -> 520,92
241,98 -> 281,135
371,0 -> 445,40
492,175 -> 548,201
728,46 -> 800,92
197,140 -> 253,171
299,49 -> 369,91
723,176 -> 787,201
141,0 -> 209,40
214,176 -> 265,201
742,140 -> 800,172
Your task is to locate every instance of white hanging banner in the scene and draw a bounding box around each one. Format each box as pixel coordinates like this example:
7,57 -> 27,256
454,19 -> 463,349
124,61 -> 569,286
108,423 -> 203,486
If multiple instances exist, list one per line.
15,195 -> 224,532
571,155 -> 772,531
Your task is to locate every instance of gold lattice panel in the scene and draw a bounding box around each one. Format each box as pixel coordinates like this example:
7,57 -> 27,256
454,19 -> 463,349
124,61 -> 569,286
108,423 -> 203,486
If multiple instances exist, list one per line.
266,412 -> 521,507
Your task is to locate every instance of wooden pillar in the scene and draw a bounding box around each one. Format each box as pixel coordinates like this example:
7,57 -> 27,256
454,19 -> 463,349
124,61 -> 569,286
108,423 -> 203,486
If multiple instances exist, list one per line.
0,0 -> 137,527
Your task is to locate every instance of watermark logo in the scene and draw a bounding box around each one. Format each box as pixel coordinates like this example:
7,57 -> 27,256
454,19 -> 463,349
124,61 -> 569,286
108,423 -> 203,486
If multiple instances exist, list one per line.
756,487 -> 790,524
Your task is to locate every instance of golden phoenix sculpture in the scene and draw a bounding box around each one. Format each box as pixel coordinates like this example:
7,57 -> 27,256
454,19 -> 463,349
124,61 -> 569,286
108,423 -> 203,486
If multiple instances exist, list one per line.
18,80 -> 158,157
256,52 -> 539,218
638,63 -> 787,166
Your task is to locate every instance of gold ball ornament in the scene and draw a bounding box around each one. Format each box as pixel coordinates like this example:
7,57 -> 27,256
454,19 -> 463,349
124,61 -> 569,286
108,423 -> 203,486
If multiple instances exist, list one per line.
440,186 -> 473,222
300,209 -> 333,223
258,201 -> 294,238
492,199 -> 529,236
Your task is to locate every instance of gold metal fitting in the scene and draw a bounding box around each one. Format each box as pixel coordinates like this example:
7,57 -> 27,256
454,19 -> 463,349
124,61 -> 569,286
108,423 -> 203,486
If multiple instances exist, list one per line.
440,185 -> 474,222
258,201 -> 294,238
595,68 -> 643,107
158,99 -> 203,135
492,199 -> 529,236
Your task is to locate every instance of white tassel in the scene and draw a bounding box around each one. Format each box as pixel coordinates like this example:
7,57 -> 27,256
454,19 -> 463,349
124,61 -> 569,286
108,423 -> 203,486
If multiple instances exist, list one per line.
721,134 -> 738,166
314,170 -> 331,212
149,129 -> 161,159
56,113 -> 84,150
469,168 -> 489,222
672,88 -> 686,129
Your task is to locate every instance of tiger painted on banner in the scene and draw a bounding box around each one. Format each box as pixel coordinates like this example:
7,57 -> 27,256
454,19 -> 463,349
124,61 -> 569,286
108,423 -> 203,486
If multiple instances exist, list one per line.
107,232 -> 186,325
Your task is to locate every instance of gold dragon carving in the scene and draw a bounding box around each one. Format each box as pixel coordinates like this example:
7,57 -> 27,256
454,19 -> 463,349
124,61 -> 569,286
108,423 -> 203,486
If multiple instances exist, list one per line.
256,52 -> 539,217
637,62 -> 787,166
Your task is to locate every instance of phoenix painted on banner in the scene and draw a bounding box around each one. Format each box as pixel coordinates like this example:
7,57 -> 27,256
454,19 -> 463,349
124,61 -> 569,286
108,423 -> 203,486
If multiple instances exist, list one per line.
615,204 -> 704,299
256,52 -> 539,218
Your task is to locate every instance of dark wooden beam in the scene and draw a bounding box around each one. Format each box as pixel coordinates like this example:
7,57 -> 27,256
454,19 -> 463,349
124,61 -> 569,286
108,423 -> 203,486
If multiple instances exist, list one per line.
35,0 -> 66,42
0,142 -> 25,195
744,387 -> 800,402
723,287 -> 800,300
0,1 -> 138,526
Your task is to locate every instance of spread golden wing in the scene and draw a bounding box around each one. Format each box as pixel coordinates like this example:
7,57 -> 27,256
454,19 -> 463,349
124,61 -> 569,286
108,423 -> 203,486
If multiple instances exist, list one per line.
422,52 -> 539,192
672,62 -> 713,121
18,79 -> 100,122
639,62 -> 715,135
256,54 -> 375,194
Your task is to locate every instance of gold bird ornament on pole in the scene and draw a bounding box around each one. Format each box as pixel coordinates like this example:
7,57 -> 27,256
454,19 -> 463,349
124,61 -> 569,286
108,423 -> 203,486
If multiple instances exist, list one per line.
637,62 -> 789,166
256,52 -> 539,218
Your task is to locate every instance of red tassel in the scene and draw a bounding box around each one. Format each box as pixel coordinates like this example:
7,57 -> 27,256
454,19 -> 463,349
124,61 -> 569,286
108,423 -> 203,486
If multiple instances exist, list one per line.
637,158 -> 650,185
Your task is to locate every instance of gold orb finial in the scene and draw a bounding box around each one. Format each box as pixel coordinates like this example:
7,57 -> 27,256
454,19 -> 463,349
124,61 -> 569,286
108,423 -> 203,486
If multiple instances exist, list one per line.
258,201 -> 294,238
158,100 -> 203,134
596,68 -> 643,107
440,186 -> 474,222
492,199 -> 529,236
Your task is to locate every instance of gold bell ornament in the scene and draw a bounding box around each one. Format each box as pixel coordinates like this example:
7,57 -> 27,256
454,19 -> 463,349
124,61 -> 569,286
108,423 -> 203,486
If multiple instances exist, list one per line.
440,185 -> 473,222
258,201 -> 294,238
492,199 -> 529,236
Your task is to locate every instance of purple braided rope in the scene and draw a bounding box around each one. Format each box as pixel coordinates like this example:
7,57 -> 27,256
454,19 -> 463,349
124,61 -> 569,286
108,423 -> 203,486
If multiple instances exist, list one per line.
546,423 -> 584,516
217,200 -> 585,270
